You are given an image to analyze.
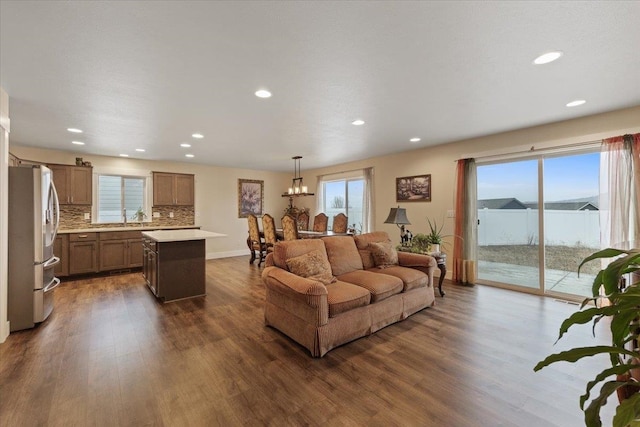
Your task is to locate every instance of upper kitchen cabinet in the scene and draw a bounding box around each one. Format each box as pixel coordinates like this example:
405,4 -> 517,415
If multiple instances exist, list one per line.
49,164 -> 93,205
152,172 -> 194,206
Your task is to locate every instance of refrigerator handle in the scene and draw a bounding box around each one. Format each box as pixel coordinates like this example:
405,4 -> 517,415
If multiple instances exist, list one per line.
51,181 -> 60,241
43,277 -> 61,293
43,256 -> 60,268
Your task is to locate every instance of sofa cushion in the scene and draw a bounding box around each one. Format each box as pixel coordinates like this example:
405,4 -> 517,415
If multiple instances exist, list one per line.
367,265 -> 429,291
286,250 -> 336,285
353,231 -> 393,268
273,239 -> 327,270
321,236 -> 364,276
337,270 -> 403,303
368,241 -> 399,269
326,281 -> 371,317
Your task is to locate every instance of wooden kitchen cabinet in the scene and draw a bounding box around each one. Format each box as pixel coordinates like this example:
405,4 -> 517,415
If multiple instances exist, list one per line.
152,172 -> 194,206
99,231 -> 143,271
69,232 -> 98,274
53,234 -> 69,277
49,164 -> 92,205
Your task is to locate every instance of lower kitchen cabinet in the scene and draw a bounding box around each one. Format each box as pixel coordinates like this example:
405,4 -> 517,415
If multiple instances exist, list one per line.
69,233 -> 98,275
99,231 -> 143,271
53,234 -> 69,277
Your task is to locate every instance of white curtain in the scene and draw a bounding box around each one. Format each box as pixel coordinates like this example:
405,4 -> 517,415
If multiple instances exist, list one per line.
362,167 -> 374,233
599,134 -> 640,247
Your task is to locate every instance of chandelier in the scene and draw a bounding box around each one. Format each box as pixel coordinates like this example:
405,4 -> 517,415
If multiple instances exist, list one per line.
282,156 -> 314,199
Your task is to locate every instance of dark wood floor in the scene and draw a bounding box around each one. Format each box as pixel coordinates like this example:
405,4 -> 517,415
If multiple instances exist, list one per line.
0,256 -> 616,426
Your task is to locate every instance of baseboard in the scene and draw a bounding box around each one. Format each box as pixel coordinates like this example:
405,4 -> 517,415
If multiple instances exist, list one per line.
206,249 -> 248,260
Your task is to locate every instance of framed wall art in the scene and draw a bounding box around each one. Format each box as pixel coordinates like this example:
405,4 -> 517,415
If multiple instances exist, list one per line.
238,179 -> 264,218
396,174 -> 431,202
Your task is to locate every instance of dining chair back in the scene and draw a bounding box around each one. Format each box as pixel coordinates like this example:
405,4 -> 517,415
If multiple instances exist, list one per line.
297,211 -> 310,231
313,213 -> 328,232
281,214 -> 299,241
332,213 -> 348,233
247,214 -> 267,266
261,213 -> 277,253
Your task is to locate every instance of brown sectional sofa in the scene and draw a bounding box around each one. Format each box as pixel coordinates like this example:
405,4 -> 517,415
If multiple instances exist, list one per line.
262,231 -> 437,357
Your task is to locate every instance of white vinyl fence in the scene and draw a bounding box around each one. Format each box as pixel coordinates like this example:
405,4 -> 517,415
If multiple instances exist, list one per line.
478,209 -> 599,248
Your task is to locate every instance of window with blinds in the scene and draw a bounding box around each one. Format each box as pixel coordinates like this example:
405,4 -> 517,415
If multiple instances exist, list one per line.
97,175 -> 146,223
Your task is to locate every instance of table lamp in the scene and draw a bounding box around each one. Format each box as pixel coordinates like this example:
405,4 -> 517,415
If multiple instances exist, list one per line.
384,206 -> 411,243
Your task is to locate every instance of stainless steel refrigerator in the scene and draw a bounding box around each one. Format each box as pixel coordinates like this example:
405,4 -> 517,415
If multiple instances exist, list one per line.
8,165 -> 61,331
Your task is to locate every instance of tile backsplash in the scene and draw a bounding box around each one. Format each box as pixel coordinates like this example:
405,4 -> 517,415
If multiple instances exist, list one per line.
59,205 -> 195,230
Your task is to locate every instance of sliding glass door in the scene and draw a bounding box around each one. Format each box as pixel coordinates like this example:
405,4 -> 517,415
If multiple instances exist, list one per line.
476,151 -> 600,297
477,159 -> 540,290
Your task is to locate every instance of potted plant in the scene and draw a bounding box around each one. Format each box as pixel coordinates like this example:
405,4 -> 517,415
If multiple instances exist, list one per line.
534,248 -> 640,427
426,218 -> 445,253
410,233 -> 431,253
131,207 -> 147,223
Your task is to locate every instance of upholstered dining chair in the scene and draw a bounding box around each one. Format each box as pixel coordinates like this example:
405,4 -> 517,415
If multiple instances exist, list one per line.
297,211 -> 310,231
261,213 -> 277,255
313,213 -> 328,232
332,213 -> 348,233
281,214 -> 299,241
247,214 -> 267,266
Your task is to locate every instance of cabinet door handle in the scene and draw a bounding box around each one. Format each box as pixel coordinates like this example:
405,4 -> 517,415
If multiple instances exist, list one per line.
71,196 -> 74,203
78,234 -> 88,238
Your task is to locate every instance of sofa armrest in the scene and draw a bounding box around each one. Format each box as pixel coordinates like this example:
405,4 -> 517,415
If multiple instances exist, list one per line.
397,251 -> 437,268
262,266 -> 329,326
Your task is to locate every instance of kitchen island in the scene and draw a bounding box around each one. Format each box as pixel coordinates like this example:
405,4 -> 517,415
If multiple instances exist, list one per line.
142,229 -> 226,302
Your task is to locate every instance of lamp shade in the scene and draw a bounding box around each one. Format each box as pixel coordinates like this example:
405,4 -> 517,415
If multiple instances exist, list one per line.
384,207 -> 411,225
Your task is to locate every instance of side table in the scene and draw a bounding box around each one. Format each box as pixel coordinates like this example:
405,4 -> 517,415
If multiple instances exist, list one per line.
432,253 -> 447,297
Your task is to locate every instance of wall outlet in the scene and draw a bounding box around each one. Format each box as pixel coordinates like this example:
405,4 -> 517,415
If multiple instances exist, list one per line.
169,212 -> 174,218
447,210 -> 455,218
153,212 -> 160,218
84,213 -> 91,220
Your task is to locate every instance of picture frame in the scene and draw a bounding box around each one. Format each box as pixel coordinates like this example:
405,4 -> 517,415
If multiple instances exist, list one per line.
396,174 -> 431,202
238,179 -> 264,218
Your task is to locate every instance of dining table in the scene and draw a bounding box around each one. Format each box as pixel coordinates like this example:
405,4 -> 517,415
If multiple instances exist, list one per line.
275,229 -> 352,239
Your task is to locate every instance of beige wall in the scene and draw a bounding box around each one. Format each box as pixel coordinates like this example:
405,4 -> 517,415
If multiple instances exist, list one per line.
8,146 -> 293,258
9,105 -> 640,264
300,106 -> 640,260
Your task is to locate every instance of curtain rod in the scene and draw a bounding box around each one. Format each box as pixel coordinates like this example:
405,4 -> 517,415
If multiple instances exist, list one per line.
458,138 -> 603,163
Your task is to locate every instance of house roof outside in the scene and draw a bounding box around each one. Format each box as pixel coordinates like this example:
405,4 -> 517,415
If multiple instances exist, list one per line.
478,198 -> 528,210
523,202 -> 599,211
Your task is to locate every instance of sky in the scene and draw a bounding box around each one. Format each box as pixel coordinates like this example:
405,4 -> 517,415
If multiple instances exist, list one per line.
477,152 -> 600,203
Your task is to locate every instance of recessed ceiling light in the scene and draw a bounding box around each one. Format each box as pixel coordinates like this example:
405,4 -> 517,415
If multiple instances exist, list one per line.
71,141 -> 85,145
185,154 -> 194,158
180,143 -> 191,148
119,154 -> 129,157
566,99 -> 586,107
192,133 -> 204,139
352,119 -> 365,126
67,128 -> 83,133
135,148 -> 145,152
409,137 -> 421,143
533,51 -> 563,65
255,89 -> 272,98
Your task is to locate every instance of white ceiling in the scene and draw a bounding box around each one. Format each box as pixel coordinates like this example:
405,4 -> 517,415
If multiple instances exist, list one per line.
1,1 -> 639,172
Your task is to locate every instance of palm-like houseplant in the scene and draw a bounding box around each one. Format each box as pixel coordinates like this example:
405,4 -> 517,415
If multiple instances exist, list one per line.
534,248 -> 640,427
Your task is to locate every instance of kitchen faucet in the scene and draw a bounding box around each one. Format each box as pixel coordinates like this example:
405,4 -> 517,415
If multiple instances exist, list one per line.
123,208 -> 127,226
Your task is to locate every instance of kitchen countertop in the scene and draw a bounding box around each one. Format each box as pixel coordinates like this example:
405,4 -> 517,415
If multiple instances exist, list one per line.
58,225 -> 200,234
142,229 -> 227,242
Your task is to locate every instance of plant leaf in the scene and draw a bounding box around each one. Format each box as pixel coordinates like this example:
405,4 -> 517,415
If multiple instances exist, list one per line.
556,306 -> 621,342
534,346 -> 638,371
613,392 -> 640,427
584,380 -> 629,427
581,364 -> 640,409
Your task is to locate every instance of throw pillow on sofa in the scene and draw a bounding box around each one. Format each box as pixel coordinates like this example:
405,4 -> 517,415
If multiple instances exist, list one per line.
286,249 -> 337,285
368,241 -> 399,269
